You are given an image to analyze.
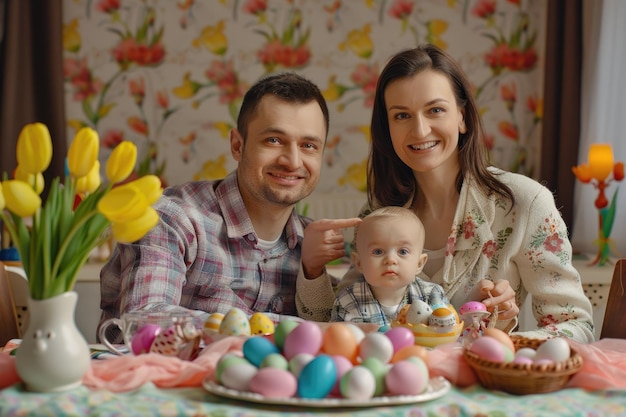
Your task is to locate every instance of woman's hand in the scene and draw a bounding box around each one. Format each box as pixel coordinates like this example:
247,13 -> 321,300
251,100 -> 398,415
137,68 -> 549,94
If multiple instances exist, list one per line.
301,218 -> 361,279
477,279 -> 519,321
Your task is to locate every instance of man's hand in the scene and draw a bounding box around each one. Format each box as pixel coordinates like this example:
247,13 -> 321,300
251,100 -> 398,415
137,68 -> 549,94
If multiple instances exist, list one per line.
301,218 -> 362,279
477,279 -> 519,320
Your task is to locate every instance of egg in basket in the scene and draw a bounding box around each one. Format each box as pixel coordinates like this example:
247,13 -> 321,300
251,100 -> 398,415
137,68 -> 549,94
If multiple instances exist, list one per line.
391,300 -> 464,348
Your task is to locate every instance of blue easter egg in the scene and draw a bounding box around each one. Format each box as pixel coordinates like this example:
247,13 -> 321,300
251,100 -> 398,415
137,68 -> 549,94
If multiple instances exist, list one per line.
297,354 -> 337,399
243,336 -> 280,367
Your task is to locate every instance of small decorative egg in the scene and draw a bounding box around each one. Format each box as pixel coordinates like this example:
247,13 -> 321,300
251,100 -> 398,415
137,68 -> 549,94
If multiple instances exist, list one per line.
428,307 -> 457,332
385,358 -> 429,395
297,354 -> 337,399
358,332 -> 394,363
219,308 -> 251,336
405,300 -> 432,325
150,325 -> 184,356
459,301 -> 491,324
535,337 -> 571,363
130,323 -> 162,355
283,321 -> 323,360
340,365 -> 376,400
249,367 -> 297,398
321,322 -> 358,362
203,312 -> 224,333
249,312 -> 275,335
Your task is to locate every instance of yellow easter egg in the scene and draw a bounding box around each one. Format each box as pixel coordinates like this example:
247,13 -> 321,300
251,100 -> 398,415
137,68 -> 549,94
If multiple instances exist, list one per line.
204,312 -> 225,332
249,312 -> 275,335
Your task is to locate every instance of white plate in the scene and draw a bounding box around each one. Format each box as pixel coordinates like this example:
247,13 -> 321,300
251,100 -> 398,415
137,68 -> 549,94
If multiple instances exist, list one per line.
202,376 -> 451,408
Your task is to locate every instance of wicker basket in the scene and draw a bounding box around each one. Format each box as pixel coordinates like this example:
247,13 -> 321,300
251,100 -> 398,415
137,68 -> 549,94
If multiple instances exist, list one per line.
463,336 -> 583,395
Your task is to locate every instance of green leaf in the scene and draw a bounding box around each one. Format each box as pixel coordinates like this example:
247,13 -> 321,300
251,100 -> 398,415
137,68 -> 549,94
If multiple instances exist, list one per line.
601,188 -> 619,238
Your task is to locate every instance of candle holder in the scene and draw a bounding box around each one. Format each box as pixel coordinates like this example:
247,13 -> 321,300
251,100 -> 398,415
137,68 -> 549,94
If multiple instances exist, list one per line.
572,144 -> 624,266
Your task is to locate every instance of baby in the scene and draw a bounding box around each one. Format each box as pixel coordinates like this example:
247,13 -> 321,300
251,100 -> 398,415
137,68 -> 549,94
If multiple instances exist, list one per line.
330,207 -> 448,327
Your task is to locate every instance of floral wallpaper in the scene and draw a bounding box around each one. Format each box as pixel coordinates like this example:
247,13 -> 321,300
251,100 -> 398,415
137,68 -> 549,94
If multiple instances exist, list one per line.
62,0 -> 545,194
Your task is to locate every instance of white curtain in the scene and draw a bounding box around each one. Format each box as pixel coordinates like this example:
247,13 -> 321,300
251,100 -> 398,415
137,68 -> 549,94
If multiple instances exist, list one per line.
571,0 -> 626,258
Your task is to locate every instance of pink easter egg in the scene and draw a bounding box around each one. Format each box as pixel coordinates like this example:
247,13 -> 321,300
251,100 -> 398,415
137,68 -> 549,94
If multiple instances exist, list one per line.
468,336 -> 507,362
283,321 -> 323,360
384,327 -> 415,353
131,323 -> 162,355
330,355 -> 354,396
385,359 -> 429,395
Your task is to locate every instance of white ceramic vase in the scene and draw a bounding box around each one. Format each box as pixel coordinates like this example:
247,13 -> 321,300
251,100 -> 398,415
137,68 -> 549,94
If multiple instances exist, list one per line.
15,291 -> 91,392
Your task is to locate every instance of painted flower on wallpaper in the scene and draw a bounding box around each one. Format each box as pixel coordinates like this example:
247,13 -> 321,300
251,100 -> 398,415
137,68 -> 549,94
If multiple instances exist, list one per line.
193,20 -> 228,55
472,0 -> 538,97
323,63 -> 378,112
239,3 -> 312,72
490,80 -> 543,175
123,75 -> 171,184
193,155 -> 229,181
61,0 -> 548,197
386,1 -> 449,49
172,59 -> 247,124
338,160 -> 367,193
62,3 -> 173,185
338,24 -> 373,59
63,4 -> 166,125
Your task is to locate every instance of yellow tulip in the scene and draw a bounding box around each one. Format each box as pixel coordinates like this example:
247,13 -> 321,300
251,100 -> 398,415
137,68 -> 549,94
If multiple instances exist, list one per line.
97,186 -> 150,223
110,207 -> 159,243
14,166 -> 45,195
106,141 -> 137,184
16,123 -> 53,175
76,160 -> 102,194
0,182 -> 5,211
2,180 -> 41,218
68,127 -> 100,178
125,175 -> 163,205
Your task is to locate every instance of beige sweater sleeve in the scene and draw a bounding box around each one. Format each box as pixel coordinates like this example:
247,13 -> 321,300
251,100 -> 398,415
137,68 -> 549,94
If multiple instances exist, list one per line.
295,266 -> 336,322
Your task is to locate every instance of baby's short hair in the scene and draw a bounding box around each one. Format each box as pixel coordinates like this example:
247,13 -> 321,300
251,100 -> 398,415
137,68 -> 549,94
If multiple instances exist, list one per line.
354,206 -> 425,252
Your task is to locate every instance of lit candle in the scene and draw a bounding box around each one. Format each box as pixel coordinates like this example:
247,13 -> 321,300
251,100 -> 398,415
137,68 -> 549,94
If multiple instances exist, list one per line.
588,144 -> 613,181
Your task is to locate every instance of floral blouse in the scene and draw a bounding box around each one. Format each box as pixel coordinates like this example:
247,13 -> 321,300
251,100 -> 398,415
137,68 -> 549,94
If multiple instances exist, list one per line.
297,169 -> 595,343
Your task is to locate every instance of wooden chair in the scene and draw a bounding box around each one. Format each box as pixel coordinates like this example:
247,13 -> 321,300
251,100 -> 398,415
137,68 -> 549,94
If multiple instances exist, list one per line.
0,261 -> 21,346
600,259 -> 626,339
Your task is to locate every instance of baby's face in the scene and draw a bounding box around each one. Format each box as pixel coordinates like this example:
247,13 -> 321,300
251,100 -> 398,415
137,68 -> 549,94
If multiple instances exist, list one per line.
354,217 -> 426,290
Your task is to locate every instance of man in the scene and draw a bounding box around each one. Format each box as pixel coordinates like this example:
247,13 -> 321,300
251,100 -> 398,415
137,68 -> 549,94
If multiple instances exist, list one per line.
99,72 -> 358,341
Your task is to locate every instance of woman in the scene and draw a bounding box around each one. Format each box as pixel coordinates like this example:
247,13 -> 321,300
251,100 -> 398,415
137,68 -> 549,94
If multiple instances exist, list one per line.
299,44 -> 594,343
